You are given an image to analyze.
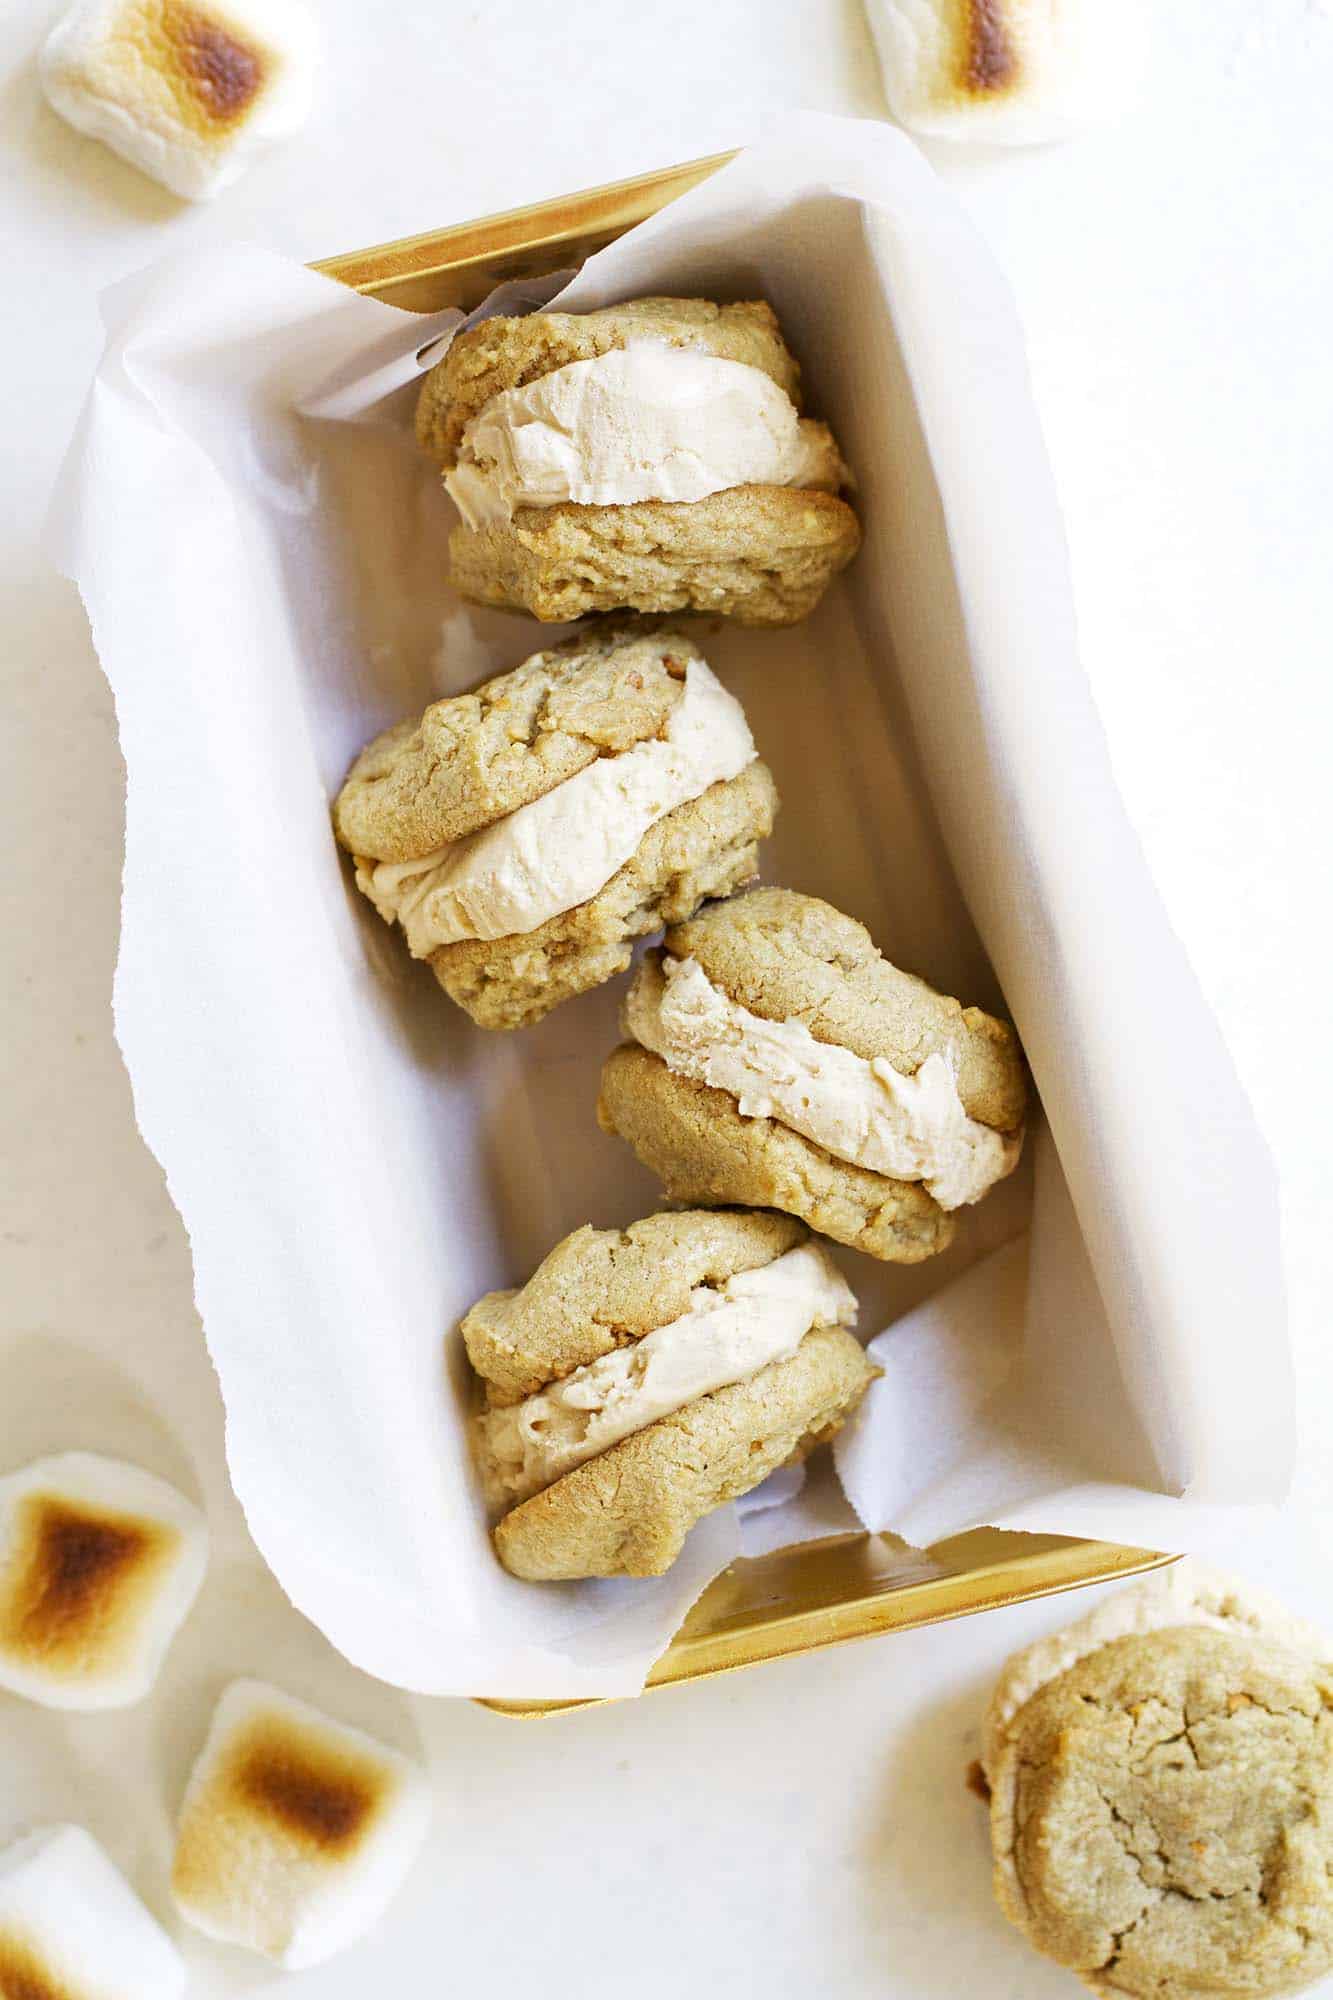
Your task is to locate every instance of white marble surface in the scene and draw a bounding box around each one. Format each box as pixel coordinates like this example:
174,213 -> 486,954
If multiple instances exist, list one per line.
1,0 -> 1331,1993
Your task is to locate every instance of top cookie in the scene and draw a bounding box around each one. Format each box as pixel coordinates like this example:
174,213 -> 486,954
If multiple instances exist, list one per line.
417,297 -> 803,470
333,623 -> 699,865
984,1560 -> 1332,1773
664,888 -> 1026,1132
462,1207 -> 806,1404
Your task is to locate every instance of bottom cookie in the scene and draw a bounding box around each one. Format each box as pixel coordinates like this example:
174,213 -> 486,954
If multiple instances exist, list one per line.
596,1043 -> 955,1263
430,762 -> 777,1029
448,485 -> 862,626
494,1323 -> 874,1581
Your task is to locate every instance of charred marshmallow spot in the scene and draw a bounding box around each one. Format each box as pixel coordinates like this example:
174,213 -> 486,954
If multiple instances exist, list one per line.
225,1719 -> 387,1860
2,1496 -> 176,1674
165,3 -> 266,125
964,0 -> 1018,93
0,1932 -> 78,2000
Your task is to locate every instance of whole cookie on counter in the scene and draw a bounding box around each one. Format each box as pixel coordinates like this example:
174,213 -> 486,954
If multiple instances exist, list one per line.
597,888 -> 1026,1262
333,625 -> 777,1028
464,1209 -> 875,1581
981,1562 -> 1333,1999
417,296 -> 860,625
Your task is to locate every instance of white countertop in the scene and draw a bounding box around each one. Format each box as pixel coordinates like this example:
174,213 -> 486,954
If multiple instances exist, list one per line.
2,0 -> 1331,1994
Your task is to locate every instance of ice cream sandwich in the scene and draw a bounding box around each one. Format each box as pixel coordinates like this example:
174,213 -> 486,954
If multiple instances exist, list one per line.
417,297 -> 860,625
40,0 -> 317,200
0,1824 -> 185,2000
0,1452 -> 207,1710
334,625 -> 777,1028
981,1562 -> 1333,1998
866,0 -> 1141,146
171,1679 -> 431,1968
465,1208 -> 875,1581
598,888 -> 1026,1261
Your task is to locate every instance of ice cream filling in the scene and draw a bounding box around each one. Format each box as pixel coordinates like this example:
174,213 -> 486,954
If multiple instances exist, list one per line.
478,1243 -> 858,1508
624,953 -> 1021,1210
355,658 -> 755,951
444,339 -> 848,530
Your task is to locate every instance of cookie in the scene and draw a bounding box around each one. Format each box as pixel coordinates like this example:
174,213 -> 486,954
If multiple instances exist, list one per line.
333,628 -> 776,1028
334,623 -> 691,864
983,1563 -> 1333,2000
447,485 -> 861,628
464,1210 -> 874,1581
598,888 -> 1026,1259
417,294 -> 859,625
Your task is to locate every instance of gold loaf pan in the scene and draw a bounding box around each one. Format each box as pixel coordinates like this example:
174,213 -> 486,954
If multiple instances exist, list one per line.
313,157 -> 1171,1717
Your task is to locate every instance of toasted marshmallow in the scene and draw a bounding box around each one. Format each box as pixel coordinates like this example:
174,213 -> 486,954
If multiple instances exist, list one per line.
866,0 -> 1143,146
0,1452 -> 208,1711
40,0 -> 318,200
0,1824 -> 185,2000
172,1681 -> 432,1968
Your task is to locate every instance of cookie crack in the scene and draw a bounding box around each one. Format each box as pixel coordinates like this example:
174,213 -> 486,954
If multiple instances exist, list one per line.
1133,1724 -> 1200,1773
1100,1908 -> 1146,1980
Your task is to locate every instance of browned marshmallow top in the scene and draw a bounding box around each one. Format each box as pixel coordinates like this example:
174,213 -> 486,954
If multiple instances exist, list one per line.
1,1491 -> 180,1684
